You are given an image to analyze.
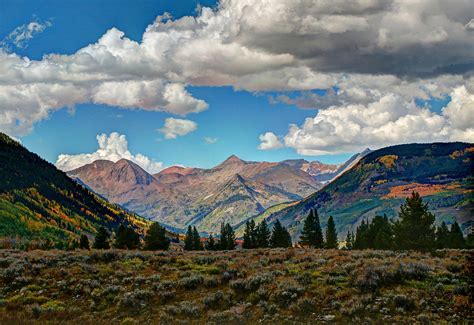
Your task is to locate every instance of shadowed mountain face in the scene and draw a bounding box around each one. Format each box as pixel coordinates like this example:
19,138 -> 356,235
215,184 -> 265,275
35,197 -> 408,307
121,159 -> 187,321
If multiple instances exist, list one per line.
0,133 -> 148,244
247,142 -> 474,240
68,155 -> 347,233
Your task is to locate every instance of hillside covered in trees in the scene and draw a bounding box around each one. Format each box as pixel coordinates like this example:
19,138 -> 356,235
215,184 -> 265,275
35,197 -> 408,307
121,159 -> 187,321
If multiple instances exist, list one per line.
253,142 -> 473,240
0,133 -> 148,248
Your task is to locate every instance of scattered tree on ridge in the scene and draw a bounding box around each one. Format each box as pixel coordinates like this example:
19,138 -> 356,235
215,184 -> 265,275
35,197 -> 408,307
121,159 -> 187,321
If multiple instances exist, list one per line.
93,226 -> 110,249
144,222 -> 170,250
325,216 -> 338,249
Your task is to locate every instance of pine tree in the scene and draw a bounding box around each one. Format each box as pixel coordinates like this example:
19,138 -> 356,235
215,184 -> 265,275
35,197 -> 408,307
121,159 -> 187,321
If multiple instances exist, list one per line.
371,215 -> 393,250
192,226 -> 203,250
435,222 -> 450,249
206,234 -> 216,250
313,209 -> 324,248
93,226 -> 110,249
270,219 -> 292,248
353,220 -> 368,249
300,209 -> 316,247
218,223 -> 235,250
243,220 -> 256,249
256,220 -> 271,248
184,225 -> 194,250
345,231 -> 352,250
449,222 -> 465,249
393,192 -> 435,251
114,225 -> 140,249
325,216 -> 338,249
144,222 -> 170,250
79,234 -> 90,250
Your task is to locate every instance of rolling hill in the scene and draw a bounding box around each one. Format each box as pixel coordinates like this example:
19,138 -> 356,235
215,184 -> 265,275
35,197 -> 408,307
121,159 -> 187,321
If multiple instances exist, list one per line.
68,155 -> 350,233
0,133 -> 148,247
245,142 -> 474,240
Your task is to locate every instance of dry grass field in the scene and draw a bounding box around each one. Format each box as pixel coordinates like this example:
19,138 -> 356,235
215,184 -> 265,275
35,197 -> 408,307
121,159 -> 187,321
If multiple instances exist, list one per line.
0,248 -> 472,324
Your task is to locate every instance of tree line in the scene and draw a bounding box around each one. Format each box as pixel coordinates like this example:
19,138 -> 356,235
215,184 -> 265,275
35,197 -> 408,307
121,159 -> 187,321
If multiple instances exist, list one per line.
183,223 -> 236,251
242,219 -> 292,249
345,192 -> 469,250
64,191 -> 473,252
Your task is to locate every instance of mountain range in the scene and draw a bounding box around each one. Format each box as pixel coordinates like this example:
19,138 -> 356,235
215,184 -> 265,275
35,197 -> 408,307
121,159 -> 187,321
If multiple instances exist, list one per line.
244,142 -> 473,239
0,133 -> 148,246
67,154 -> 356,233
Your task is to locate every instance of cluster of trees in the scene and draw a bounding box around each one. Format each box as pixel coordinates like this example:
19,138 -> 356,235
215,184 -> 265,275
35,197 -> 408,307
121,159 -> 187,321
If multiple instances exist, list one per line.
184,223 -> 236,251
84,222 -> 170,251
299,209 -> 338,248
345,192 -> 469,250
242,219 -> 292,249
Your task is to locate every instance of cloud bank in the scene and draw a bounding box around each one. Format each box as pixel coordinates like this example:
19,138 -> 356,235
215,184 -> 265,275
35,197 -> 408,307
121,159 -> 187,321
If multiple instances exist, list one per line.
1,0 -> 473,154
55,132 -> 163,173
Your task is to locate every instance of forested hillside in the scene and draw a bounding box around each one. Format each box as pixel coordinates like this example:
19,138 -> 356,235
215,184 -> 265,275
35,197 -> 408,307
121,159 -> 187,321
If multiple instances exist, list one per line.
0,133 -> 148,248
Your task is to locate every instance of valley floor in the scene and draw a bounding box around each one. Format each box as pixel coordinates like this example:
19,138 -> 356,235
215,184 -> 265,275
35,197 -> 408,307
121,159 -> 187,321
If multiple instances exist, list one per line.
0,249 -> 472,324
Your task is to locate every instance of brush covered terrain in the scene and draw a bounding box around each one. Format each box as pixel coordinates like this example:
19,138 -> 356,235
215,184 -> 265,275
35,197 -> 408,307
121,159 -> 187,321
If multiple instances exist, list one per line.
0,249 -> 472,324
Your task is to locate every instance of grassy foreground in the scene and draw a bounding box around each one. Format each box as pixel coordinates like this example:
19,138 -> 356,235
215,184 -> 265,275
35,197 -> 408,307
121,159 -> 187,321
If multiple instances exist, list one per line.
0,249 -> 472,324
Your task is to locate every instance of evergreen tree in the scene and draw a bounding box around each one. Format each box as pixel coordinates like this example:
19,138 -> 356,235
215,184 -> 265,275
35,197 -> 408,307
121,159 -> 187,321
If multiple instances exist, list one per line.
93,226 -> 110,249
192,226 -> 203,250
325,216 -> 338,249
242,220 -> 256,249
371,215 -> 394,250
313,210 -> 324,248
218,223 -> 235,250
353,219 -> 369,249
114,225 -> 140,249
449,222 -> 465,249
144,222 -> 170,250
300,209 -> 316,246
466,233 -> 474,249
270,219 -> 292,248
256,220 -> 271,248
345,231 -> 352,250
79,234 -> 90,250
435,222 -> 450,249
184,226 -> 194,251
393,192 -> 435,251
206,234 -> 216,251
300,209 -> 324,248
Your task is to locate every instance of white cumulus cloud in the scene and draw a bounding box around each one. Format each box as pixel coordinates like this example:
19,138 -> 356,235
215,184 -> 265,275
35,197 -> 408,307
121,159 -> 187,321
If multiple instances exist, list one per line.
258,132 -> 283,150
282,85 -> 474,155
1,0 -> 473,138
55,132 -> 163,173
158,118 -> 198,139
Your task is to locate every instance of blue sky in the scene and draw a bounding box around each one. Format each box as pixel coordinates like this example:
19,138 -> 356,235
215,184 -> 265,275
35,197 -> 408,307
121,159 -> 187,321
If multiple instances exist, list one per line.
0,0 -> 352,168
0,0 -> 471,171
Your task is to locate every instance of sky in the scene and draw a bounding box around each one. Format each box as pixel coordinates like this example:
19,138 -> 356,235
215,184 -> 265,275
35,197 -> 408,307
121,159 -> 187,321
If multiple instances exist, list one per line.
0,0 -> 473,172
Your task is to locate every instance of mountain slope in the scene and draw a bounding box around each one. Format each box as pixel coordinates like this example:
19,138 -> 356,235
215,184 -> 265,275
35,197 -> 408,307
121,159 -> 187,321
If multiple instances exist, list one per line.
68,155 -> 342,232
253,142 -> 473,240
0,133 -> 148,246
